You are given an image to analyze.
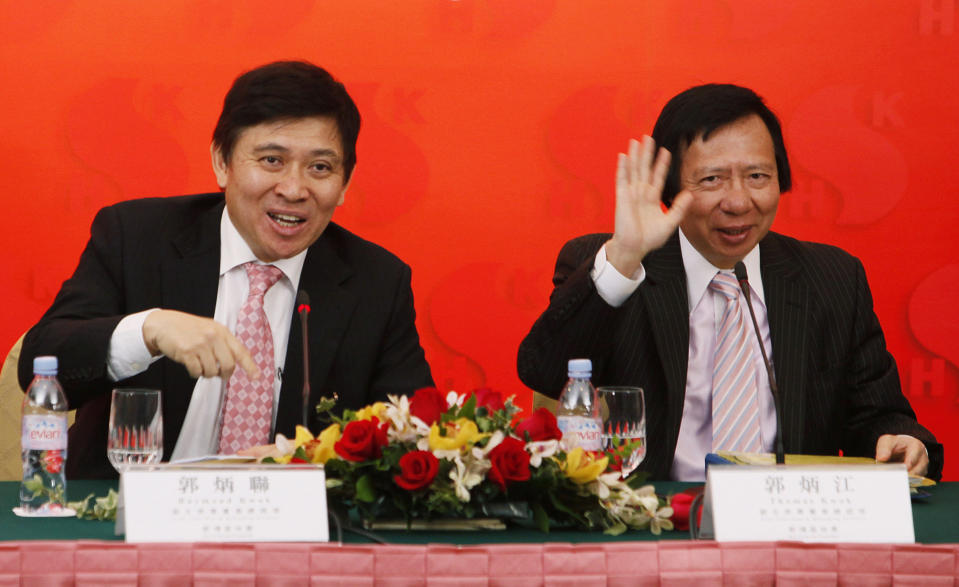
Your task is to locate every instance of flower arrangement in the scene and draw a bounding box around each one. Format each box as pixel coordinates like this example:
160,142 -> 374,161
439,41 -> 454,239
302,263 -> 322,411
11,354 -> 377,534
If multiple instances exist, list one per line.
255,387 -> 683,535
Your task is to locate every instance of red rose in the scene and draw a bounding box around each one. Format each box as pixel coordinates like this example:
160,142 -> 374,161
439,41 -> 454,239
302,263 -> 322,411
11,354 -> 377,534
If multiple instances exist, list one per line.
334,417 -> 389,462
488,437 -> 531,491
471,388 -> 504,412
410,387 -> 448,425
514,408 -> 562,442
669,490 -> 699,532
393,450 -> 439,491
42,450 -> 63,474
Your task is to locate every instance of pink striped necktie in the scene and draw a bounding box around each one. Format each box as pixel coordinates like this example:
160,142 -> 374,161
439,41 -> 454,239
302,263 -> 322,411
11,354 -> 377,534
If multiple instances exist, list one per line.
709,271 -> 762,453
218,262 -> 284,454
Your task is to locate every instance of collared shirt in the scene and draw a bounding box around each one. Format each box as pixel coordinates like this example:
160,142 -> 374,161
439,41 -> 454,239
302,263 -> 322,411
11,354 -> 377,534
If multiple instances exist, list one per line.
107,207 -> 307,461
591,230 -> 776,481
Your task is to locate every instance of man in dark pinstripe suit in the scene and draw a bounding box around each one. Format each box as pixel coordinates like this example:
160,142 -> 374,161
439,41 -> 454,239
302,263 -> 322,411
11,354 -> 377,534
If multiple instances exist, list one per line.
518,84 -> 943,481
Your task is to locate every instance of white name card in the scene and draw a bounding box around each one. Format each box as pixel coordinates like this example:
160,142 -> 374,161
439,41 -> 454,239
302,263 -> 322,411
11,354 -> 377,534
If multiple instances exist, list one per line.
119,464 -> 328,543
701,464 -> 914,543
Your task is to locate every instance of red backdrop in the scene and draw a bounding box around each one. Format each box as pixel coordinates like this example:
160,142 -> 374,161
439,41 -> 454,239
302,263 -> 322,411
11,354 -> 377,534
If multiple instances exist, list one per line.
2,1 -> 957,478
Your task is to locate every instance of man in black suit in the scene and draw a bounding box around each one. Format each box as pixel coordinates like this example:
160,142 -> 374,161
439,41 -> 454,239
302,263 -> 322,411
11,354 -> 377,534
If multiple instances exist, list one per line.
19,61 -> 433,478
518,84 -> 942,481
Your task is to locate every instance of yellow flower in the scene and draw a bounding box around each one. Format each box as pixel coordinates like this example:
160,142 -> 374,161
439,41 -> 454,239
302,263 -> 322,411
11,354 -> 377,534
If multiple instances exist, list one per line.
293,425 -> 315,448
428,418 -> 485,452
308,423 -> 341,465
355,402 -> 387,422
562,447 -> 609,484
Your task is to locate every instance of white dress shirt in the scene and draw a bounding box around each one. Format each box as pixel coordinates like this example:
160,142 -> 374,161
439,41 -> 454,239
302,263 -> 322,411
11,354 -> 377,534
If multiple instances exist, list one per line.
106,208 -> 306,461
591,230 -> 776,481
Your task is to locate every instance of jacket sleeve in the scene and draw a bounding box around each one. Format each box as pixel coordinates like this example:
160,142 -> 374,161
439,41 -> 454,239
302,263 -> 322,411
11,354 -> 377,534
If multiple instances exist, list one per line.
367,261 -> 434,401
839,258 -> 944,479
517,233 -> 627,397
18,205 -> 127,408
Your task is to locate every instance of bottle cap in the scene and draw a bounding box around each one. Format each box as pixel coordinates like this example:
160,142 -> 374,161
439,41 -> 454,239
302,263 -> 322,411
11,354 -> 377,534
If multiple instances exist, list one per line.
33,356 -> 58,375
567,358 -> 592,377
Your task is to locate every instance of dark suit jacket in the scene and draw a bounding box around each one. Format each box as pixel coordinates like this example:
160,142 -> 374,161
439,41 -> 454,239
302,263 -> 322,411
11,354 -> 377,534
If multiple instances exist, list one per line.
18,194 -> 433,478
517,232 -> 943,480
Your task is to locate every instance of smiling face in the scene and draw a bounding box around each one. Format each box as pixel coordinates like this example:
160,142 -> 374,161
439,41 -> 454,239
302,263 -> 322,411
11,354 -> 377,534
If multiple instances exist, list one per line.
211,116 -> 349,262
678,114 -> 780,269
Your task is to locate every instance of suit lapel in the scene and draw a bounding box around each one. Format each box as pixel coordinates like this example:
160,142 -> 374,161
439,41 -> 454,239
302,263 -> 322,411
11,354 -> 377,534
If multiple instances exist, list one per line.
759,233 -> 809,453
639,233 -> 690,460
275,228 -> 358,436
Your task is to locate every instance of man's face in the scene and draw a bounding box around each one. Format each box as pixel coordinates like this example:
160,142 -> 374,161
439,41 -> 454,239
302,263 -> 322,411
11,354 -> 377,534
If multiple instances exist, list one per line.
211,116 -> 349,262
678,114 -> 780,269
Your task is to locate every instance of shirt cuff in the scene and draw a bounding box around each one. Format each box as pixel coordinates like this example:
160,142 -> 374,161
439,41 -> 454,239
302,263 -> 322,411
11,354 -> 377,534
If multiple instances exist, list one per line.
107,309 -> 162,381
590,244 -> 645,308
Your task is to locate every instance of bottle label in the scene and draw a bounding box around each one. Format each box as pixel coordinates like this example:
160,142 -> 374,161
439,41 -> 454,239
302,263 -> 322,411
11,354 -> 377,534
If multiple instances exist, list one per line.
21,415 -> 68,450
556,415 -> 603,451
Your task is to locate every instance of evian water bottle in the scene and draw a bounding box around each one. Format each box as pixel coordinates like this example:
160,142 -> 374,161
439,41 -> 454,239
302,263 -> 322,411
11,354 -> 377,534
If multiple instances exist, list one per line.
18,356 -> 70,515
556,358 -> 602,452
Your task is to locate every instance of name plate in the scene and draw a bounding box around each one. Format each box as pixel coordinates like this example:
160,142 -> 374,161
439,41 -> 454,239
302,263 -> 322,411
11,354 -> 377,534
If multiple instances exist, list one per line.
119,464 -> 328,543
701,464 -> 913,543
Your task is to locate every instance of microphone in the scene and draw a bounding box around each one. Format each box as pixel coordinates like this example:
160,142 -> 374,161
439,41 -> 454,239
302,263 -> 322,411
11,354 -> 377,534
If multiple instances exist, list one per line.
296,290 -> 311,429
733,261 -> 785,465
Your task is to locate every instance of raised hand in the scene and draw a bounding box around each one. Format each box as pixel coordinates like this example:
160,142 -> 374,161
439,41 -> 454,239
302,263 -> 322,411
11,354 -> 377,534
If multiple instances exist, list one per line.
142,309 -> 258,379
605,136 -> 693,277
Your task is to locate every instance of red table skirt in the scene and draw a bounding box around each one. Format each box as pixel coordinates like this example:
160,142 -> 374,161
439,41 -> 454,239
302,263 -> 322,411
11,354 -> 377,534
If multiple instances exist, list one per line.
2,540 -> 958,586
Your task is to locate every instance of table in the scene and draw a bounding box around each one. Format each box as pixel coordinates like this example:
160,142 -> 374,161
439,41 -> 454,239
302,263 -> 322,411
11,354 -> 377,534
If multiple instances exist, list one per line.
2,481 -> 959,584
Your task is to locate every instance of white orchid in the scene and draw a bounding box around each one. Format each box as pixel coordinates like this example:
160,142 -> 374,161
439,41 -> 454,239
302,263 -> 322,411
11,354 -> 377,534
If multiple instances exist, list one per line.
587,471 -> 626,500
525,439 -> 560,468
648,504 -> 675,535
471,430 -> 505,459
383,394 -> 430,444
449,455 -> 487,502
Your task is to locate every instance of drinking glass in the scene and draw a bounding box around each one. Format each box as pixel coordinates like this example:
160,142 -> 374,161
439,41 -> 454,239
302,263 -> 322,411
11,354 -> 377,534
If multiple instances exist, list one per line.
598,386 -> 646,477
107,388 -> 163,473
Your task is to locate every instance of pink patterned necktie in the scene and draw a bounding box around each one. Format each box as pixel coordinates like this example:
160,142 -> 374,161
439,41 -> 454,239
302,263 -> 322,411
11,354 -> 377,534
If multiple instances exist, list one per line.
218,262 -> 284,454
709,271 -> 762,453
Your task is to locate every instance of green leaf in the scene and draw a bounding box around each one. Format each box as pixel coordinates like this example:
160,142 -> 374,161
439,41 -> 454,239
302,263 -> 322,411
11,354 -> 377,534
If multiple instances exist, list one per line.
314,396 -> 338,416
355,474 -> 377,503
67,489 -> 119,521
603,520 -> 628,536
532,502 -> 550,533
22,473 -> 45,497
67,493 -> 95,518
624,470 -> 651,489
457,395 -> 477,420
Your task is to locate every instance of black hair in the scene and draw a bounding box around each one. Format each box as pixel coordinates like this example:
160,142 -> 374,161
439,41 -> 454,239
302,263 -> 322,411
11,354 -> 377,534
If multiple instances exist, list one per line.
651,84 -> 791,205
212,60 -> 361,181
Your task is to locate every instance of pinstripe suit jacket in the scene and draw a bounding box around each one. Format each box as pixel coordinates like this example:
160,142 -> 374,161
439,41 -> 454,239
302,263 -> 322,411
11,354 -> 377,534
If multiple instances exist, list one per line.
19,194 -> 433,478
517,231 -> 943,480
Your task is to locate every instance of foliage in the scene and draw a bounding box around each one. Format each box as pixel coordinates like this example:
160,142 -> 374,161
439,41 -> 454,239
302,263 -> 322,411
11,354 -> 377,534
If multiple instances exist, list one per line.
258,388 -> 677,534
67,489 -> 119,521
